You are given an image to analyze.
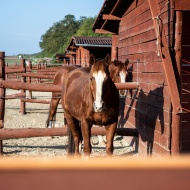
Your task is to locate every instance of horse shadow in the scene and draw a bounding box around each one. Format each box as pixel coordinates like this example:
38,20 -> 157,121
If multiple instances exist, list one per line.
118,65 -> 165,155
137,87 -> 164,155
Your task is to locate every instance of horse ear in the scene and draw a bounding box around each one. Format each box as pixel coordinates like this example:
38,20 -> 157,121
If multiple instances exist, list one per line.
113,59 -> 119,66
105,54 -> 111,64
125,59 -> 129,66
89,54 -> 96,66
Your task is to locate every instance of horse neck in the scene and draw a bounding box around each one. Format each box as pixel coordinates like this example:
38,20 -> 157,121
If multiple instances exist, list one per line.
108,63 -> 119,83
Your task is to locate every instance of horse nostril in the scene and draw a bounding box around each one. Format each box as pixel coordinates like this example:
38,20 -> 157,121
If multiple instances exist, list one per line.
93,102 -> 97,109
119,90 -> 127,97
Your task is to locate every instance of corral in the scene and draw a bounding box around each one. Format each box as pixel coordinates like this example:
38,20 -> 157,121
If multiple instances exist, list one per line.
0,52 -> 138,156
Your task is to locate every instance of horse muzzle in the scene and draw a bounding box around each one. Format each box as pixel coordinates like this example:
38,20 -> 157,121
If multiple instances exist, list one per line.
93,101 -> 105,112
119,89 -> 127,97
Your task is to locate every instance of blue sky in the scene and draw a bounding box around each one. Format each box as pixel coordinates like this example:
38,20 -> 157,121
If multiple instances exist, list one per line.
0,0 -> 104,56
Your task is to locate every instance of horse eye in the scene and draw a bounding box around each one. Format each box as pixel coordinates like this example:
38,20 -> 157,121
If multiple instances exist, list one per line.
90,77 -> 95,81
116,73 -> 119,77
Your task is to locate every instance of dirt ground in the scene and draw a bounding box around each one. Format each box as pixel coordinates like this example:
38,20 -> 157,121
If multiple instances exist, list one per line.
2,89 -> 138,159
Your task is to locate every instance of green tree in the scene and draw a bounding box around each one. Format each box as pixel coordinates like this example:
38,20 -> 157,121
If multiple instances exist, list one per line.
39,15 -> 110,57
75,16 -> 110,37
39,14 -> 80,57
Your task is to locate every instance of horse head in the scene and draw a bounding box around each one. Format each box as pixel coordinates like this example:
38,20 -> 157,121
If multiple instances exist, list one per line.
89,54 -> 111,112
109,59 -> 129,97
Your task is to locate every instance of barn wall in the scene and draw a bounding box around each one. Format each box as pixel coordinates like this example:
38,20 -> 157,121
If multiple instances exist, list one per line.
75,47 -> 90,66
118,0 -> 174,157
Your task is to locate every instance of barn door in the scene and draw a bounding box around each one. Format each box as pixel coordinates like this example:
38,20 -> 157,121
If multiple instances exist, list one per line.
181,11 -> 190,153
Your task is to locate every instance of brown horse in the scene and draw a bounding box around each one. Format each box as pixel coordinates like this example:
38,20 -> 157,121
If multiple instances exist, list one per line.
95,58 -> 129,145
61,55 -> 119,156
46,56 -> 128,128
46,65 -> 79,128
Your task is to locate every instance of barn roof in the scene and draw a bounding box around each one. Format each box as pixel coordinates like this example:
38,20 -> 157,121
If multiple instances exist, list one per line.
67,36 -> 112,51
92,0 -> 133,34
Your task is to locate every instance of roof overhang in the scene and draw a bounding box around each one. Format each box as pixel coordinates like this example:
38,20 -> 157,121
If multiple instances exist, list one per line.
66,36 -> 112,51
75,44 -> 112,48
92,0 -> 133,34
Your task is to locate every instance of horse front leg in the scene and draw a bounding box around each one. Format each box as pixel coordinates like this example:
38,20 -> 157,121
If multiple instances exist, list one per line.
81,119 -> 92,157
105,122 -> 117,155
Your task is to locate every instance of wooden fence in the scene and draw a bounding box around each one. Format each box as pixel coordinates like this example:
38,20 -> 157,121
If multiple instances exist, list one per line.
0,52 -> 139,154
0,156 -> 190,190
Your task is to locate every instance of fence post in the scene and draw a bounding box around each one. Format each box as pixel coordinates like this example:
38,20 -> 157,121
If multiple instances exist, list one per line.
20,59 -> 26,114
28,61 -> 32,99
0,52 -> 5,154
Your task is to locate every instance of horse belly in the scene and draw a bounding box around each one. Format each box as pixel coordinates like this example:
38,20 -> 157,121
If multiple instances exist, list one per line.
65,89 -> 83,121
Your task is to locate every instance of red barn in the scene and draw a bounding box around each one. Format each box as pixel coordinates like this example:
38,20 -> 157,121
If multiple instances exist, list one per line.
93,0 -> 190,157
65,36 -> 112,66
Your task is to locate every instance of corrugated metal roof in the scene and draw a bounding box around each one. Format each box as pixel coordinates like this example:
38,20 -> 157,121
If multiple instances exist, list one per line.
66,36 -> 112,51
73,36 -> 112,46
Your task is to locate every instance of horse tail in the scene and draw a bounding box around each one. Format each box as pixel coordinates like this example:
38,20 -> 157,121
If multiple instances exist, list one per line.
45,118 -> 49,128
67,120 -> 83,155
67,127 -> 75,154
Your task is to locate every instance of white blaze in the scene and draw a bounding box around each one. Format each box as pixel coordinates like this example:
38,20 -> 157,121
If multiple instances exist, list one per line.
119,70 -> 127,96
93,71 -> 106,112
119,70 -> 126,83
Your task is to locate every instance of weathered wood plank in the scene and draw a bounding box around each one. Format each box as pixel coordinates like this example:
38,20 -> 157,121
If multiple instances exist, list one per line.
132,72 -> 167,85
175,0 -> 190,10
132,61 -> 164,73
119,51 -> 162,63
124,105 -> 171,138
123,0 -> 145,16
138,82 -> 169,97
121,5 -> 174,33
125,97 -> 171,125
121,29 -> 156,47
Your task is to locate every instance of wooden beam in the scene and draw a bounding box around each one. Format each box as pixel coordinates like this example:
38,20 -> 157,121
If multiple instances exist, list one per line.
70,46 -> 77,49
94,29 -> 115,34
103,14 -> 121,21
115,82 -> 139,90
175,0 -> 190,10
66,51 -> 76,55
0,127 -> 138,140
0,157 -> 190,190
